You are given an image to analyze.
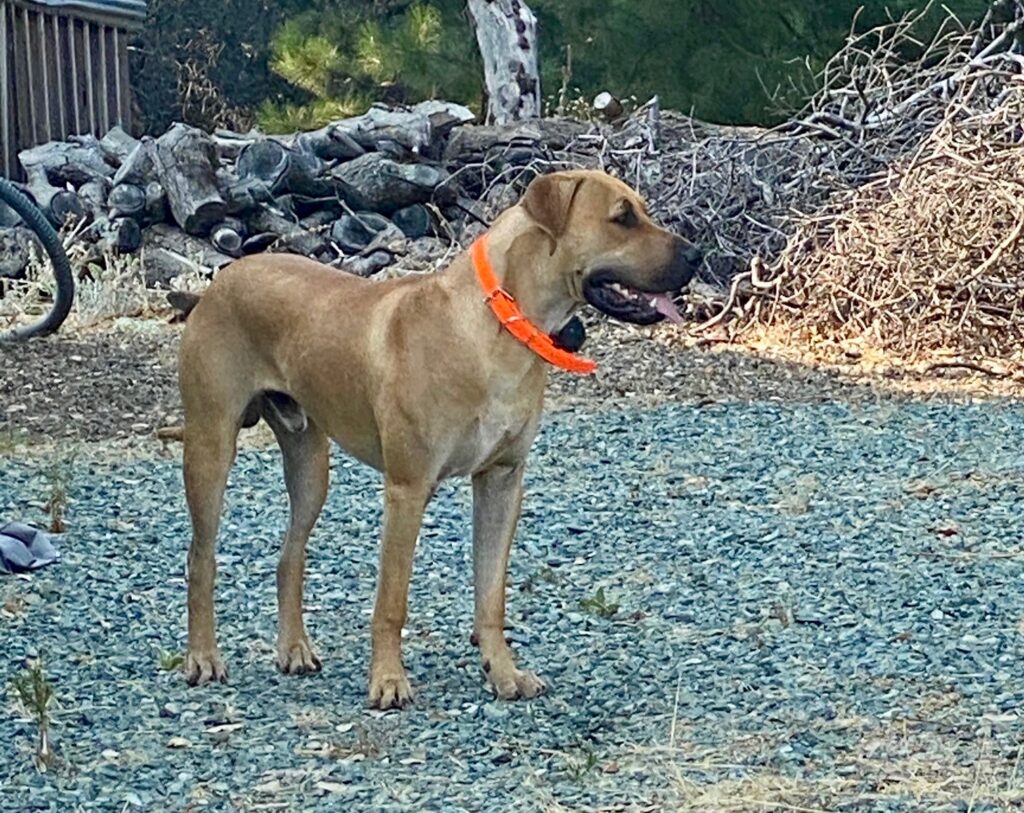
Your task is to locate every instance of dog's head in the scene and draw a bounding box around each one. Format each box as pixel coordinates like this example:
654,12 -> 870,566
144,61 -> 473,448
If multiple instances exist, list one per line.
519,170 -> 701,325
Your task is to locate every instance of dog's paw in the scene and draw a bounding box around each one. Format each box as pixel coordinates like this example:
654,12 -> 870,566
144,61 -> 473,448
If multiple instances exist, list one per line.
368,669 -> 414,710
276,638 -> 322,676
488,666 -> 546,701
184,649 -> 228,686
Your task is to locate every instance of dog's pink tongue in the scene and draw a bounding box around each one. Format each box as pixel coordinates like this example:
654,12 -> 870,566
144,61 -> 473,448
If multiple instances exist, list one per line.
652,293 -> 684,324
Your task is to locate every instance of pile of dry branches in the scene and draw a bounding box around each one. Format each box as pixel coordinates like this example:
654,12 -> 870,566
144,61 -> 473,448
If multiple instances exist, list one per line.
557,1 -> 1024,362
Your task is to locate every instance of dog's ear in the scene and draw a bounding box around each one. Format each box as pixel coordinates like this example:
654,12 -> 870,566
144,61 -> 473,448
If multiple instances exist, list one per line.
520,173 -> 585,246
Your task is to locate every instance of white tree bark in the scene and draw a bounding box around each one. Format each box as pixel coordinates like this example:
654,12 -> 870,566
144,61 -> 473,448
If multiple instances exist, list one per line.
468,0 -> 542,125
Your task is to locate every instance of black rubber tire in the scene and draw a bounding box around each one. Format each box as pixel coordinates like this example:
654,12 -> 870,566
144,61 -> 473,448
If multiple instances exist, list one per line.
0,177 -> 75,341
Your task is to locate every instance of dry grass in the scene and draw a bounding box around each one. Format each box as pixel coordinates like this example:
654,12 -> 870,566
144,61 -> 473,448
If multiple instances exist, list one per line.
751,108 -> 1024,364
634,715 -> 1024,812
0,228 -> 208,334
499,3 -> 1024,374
680,2 -> 1024,370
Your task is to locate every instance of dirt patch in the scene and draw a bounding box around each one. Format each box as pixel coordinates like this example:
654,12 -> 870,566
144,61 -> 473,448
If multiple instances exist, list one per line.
3,312 -> 1020,451
0,321 -> 180,445
0,314 -> 896,449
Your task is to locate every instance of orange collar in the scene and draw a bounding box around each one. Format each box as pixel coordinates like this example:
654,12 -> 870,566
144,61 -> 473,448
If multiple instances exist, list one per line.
471,236 -> 596,375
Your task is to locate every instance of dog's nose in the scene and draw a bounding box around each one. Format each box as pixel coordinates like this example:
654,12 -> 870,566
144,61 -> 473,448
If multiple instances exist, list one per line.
682,243 -> 703,267
669,240 -> 702,289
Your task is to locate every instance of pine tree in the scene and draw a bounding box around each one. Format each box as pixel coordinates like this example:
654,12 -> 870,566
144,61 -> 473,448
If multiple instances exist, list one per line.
259,2 -> 481,133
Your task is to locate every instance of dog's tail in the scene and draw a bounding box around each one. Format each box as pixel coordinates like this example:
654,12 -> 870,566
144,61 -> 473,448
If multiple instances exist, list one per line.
156,425 -> 185,443
167,290 -> 202,319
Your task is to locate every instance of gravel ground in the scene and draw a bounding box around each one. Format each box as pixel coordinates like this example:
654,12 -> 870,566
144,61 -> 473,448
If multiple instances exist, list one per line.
3,396 -> 1024,811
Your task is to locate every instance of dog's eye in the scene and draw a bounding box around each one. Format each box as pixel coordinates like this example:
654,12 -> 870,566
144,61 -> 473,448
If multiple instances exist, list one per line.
613,205 -> 637,227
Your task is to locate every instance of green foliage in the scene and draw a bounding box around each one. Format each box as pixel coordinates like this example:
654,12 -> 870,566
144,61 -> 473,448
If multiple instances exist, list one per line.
529,0 -> 989,124
258,2 -> 481,132
131,0 -> 991,133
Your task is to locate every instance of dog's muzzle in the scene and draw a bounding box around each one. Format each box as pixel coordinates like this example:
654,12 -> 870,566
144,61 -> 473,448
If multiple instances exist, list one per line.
583,238 -> 702,325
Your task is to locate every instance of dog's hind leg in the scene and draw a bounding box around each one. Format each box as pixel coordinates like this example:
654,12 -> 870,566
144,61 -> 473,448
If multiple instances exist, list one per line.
183,415 -> 240,686
265,400 -> 329,676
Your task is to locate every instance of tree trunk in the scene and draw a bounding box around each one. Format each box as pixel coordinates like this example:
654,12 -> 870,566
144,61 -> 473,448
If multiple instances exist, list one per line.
468,0 -> 541,125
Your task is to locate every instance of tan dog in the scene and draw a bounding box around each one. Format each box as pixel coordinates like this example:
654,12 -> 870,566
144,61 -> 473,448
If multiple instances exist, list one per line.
176,169 -> 701,708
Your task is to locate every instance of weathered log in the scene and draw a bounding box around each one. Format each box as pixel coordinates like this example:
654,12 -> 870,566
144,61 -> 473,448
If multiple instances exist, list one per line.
242,232 -> 278,254
330,101 -> 474,158
444,118 -> 590,162
18,135 -> 113,186
300,209 -> 340,231
221,176 -> 274,215
108,183 -> 147,219
22,165 -> 87,226
21,168 -> 61,215
331,153 -> 447,214
144,182 -> 169,224
246,206 -> 330,257
286,194 -> 344,218
293,125 -> 365,161
210,222 -> 243,257
49,191 -> 87,225
236,140 -> 328,197
343,250 -> 393,277
98,217 -> 143,254
211,101 -> 472,163
414,100 -> 478,139
467,0 -> 541,125
331,213 -> 403,254
211,128 -> 257,163
0,226 -> 39,278
152,124 -> 227,236
99,126 -> 141,166
112,138 -> 158,186
236,141 -> 289,188
391,204 -> 433,239
141,223 -> 233,286
77,179 -> 109,219
222,216 -> 247,237
593,92 -> 624,121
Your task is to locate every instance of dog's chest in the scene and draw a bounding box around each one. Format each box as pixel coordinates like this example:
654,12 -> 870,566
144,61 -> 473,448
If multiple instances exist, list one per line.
444,399 -> 534,477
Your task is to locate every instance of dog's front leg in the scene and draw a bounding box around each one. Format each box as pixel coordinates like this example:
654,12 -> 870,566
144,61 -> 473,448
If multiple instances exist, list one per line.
369,479 -> 430,709
472,462 -> 545,700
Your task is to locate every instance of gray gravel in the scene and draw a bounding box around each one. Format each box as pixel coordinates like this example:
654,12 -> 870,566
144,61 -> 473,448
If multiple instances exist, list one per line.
3,398 -> 1024,811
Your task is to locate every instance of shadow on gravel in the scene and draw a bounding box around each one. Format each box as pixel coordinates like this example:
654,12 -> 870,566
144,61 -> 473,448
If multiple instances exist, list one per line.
3,397 -> 1024,810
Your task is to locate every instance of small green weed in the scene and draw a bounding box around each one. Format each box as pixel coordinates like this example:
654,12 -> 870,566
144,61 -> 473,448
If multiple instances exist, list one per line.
158,650 -> 185,672
12,659 -> 55,768
580,587 -> 620,619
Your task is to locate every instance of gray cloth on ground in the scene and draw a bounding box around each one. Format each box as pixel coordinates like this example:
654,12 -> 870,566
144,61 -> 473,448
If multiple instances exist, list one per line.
0,522 -> 61,574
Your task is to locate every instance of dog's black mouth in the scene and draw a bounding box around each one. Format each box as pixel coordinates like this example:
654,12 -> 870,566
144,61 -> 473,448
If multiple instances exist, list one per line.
583,274 -> 677,325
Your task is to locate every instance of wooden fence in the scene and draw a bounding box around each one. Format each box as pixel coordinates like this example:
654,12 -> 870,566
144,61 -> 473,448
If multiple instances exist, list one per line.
1,0 -> 143,180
